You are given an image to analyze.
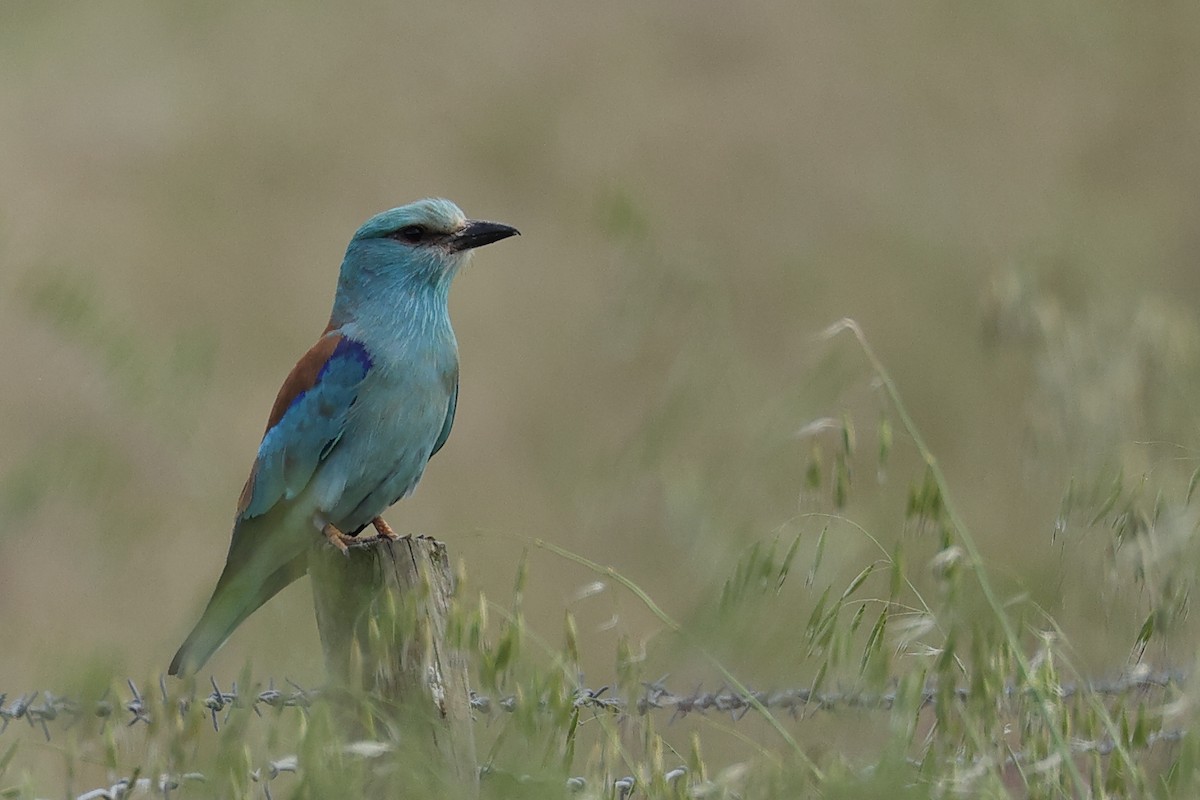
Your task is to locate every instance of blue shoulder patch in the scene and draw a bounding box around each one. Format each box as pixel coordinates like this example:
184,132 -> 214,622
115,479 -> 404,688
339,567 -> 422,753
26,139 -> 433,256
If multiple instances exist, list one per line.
282,338 -> 373,419
323,338 -> 373,378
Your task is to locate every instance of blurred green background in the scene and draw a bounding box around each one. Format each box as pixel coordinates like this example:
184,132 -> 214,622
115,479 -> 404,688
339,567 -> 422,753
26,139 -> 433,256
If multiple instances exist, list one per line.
4,0 -> 1200,728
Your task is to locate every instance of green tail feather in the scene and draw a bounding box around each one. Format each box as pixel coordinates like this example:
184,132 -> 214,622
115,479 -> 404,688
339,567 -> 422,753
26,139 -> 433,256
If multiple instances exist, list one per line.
169,510 -> 312,676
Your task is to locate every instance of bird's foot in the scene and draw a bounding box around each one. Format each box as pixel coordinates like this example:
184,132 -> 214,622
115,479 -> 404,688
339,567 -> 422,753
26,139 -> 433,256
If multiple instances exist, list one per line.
322,522 -> 356,556
372,517 -> 401,541
322,519 -> 405,555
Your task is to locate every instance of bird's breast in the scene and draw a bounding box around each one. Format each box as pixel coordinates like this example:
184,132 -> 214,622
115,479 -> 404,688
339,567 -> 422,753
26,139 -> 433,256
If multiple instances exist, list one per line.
312,332 -> 458,530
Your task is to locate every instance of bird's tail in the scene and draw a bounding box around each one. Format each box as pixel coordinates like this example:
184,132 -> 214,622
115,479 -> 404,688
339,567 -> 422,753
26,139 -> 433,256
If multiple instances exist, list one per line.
168,510 -> 310,677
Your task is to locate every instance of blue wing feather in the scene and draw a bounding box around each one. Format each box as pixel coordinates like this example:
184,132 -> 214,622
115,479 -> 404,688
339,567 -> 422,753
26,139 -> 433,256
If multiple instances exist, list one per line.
241,338 -> 372,518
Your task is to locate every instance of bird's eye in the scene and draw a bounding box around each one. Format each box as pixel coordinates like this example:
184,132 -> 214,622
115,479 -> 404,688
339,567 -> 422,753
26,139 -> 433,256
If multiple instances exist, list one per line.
391,225 -> 427,244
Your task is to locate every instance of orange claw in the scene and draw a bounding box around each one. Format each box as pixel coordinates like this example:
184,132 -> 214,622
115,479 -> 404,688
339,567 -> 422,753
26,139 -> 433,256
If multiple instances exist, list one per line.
372,517 -> 401,541
322,522 -> 354,556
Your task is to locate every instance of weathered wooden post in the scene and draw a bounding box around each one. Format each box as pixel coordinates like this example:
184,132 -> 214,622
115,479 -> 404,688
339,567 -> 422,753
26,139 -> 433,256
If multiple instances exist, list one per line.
309,535 -> 477,795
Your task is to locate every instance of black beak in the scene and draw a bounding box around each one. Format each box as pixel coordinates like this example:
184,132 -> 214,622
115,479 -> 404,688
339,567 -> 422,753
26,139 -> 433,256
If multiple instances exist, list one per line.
449,219 -> 520,251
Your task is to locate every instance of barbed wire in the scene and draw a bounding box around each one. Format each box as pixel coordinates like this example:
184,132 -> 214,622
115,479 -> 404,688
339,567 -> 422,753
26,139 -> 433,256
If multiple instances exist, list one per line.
2,668 -> 1185,741
633,667 -> 1186,721
3,669 -> 1186,799
59,729 -> 1192,800
65,754 -> 656,800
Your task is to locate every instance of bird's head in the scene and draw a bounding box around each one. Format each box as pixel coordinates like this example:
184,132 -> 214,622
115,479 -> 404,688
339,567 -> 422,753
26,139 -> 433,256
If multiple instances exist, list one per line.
336,198 -> 519,303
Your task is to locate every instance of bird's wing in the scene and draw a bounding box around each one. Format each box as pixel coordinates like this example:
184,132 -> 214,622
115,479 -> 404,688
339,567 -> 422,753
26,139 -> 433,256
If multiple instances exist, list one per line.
429,374 -> 458,459
169,333 -> 372,676
237,333 -> 373,520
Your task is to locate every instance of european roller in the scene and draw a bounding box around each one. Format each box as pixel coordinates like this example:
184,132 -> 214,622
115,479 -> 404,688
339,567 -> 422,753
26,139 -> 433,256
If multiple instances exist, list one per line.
168,199 -> 519,676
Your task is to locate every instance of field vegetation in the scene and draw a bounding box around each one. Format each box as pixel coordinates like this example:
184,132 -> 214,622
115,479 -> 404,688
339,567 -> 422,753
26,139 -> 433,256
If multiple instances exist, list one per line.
4,3 -> 1200,796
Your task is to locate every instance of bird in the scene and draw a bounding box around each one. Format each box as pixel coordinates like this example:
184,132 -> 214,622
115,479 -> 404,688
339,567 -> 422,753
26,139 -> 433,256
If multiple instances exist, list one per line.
168,198 -> 519,676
